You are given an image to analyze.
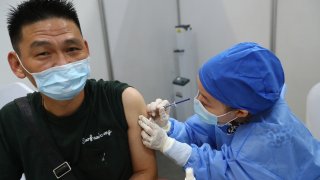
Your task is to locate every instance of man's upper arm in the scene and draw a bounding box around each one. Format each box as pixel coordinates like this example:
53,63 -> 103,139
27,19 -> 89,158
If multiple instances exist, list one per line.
122,87 -> 157,179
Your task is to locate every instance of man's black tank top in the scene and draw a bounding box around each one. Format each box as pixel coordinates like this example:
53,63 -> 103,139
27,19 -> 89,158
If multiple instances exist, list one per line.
3,79 -> 133,180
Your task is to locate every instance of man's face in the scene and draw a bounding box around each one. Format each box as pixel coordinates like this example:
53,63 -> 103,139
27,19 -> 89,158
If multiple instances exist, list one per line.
11,18 -> 89,86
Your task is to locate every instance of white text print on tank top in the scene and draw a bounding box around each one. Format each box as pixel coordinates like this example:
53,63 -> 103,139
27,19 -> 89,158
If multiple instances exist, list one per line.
82,130 -> 112,145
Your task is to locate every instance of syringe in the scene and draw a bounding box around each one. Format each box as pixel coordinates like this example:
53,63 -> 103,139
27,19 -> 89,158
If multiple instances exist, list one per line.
163,98 -> 190,109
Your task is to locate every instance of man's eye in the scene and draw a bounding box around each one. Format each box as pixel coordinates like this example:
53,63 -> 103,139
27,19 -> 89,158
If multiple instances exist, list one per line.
68,47 -> 80,52
36,52 -> 49,57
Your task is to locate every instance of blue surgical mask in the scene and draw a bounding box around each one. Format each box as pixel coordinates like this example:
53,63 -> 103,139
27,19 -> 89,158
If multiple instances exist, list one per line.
17,56 -> 90,100
193,98 -> 237,126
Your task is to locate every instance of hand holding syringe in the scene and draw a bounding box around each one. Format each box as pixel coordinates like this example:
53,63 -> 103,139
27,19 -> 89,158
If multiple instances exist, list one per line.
147,98 -> 190,128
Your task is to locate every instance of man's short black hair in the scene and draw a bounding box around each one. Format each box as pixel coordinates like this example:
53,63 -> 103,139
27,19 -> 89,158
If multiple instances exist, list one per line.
7,0 -> 82,53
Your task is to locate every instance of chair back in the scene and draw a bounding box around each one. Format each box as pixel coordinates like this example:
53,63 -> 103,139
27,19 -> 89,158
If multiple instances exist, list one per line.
0,82 -> 34,108
306,82 -> 320,140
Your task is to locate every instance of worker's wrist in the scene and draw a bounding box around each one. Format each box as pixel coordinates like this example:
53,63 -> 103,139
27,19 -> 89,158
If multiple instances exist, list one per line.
163,139 -> 192,166
161,136 -> 175,153
162,120 -> 171,132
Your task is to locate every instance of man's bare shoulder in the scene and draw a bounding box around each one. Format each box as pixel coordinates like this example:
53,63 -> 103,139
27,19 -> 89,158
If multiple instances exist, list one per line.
122,87 -> 144,103
122,87 -> 147,125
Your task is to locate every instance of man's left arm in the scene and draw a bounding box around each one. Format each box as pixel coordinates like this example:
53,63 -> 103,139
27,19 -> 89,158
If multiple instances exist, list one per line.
122,87 -> 157,180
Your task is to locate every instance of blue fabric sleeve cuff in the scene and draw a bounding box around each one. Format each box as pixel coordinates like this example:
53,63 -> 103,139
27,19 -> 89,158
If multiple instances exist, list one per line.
167,118 -> 175,136
163,139 -> 192,166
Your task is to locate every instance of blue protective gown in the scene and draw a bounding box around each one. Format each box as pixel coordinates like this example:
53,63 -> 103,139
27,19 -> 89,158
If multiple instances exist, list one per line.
168,98 -> 320,180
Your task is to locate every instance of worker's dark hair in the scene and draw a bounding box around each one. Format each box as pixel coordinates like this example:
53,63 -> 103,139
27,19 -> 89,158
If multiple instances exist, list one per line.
7,0 -> 82,53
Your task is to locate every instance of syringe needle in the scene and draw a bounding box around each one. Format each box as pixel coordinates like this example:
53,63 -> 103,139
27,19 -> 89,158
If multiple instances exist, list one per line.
164,98 -> 190,109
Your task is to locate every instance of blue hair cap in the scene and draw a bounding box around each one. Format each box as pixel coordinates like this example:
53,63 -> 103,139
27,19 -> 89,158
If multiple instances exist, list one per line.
199,42 -> 285,114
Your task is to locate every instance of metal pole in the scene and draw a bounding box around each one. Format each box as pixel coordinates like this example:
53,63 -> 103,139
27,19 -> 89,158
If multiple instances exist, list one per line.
270,0 -> 278,53
177,0 -> 181,25
98,0 -> 114,80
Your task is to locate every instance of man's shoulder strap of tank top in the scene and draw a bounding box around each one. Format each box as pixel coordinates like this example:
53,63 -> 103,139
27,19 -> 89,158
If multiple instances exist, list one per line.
15,97 -> 77,180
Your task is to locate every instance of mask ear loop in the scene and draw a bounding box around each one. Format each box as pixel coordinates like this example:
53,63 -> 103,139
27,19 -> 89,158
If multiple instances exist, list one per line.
194,91 -> 199,99
15,53 -> 32,74
218,116 -> 238,127
217,111 -> 238,126
195,90 -> 238,126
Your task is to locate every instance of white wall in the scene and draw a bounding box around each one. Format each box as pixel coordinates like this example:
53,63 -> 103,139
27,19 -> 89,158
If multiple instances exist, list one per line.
276,0 -> 320,121
1,0 -> 318,121
180,0 -> 272,66
104,0 -> 178,103
180,0 -> 320,121
104,0 -> 272,104
0,0 -> 110,89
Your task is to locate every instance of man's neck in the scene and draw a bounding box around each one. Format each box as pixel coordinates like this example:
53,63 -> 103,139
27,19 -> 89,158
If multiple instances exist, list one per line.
42,91 -> 85,117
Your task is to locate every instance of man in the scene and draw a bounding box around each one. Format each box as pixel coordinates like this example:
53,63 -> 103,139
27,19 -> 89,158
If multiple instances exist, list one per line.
0,0 -> 157,179
139,42 -> 320,179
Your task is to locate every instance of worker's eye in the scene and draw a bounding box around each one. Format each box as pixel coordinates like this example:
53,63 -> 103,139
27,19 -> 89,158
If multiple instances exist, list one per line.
199,95 -> 210,105
202,102 -> 211,108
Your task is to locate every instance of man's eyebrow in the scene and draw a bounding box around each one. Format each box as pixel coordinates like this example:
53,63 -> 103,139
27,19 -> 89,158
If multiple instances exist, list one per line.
29,38 -> 83,48
30,40 -> 51,48
64,38 -> 82,46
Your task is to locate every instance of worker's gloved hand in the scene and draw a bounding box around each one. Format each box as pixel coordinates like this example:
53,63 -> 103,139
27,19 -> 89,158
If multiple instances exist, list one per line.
147,99 -> 170,129
138,115 -> 174,152
138,115 -> 193,167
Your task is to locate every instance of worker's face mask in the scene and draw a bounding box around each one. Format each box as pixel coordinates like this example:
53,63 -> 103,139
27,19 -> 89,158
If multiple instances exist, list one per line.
17,55 -> 90,100
193,98 -> 237,126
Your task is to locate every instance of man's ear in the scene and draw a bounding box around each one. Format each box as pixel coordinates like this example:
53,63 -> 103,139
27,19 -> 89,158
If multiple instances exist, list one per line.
83,39 -> 90,55
7,51 -> 27,79
235,109 -> 249,118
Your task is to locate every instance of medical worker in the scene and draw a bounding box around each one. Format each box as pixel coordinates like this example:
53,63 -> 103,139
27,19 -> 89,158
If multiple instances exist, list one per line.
138,42 -> 320,180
